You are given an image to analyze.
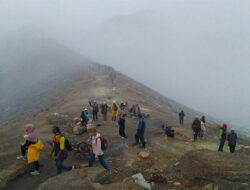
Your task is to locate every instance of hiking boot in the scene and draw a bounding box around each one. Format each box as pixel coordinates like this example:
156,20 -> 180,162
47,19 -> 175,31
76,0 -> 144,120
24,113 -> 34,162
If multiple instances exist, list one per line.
16,156 -> 26,160
30,170 -> 40,176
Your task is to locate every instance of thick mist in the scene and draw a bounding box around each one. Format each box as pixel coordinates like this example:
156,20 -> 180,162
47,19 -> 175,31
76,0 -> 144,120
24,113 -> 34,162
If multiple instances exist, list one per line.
0,0 -> 250,134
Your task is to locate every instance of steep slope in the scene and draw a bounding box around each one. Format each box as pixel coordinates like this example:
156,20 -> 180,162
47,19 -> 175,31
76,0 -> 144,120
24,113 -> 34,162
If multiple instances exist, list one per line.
0,31 -> 94,124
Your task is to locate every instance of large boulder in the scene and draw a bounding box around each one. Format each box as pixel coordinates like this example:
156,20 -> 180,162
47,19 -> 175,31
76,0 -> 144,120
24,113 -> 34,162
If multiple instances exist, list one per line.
37,167 -> 106,190
73,124 -> 86,135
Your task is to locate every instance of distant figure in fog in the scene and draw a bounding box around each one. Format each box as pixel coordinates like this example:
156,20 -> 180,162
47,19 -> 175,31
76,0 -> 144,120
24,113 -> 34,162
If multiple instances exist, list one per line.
218,124 -> 227,152
192,116 -> 201,141
227,129 -> 237,153
179,110 -> 185,125
199,116 -> 206,138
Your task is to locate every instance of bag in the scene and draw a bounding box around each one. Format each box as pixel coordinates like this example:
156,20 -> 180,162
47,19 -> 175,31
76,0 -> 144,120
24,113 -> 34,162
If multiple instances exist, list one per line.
65,138 -> 72,152
99,136 -> 108,151
114,104 -> 118,111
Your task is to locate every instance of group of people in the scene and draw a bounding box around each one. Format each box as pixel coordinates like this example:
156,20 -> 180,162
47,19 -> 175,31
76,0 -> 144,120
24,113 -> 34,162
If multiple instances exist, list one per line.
218,124 -> 237,153
16,100 -> 147,176
192,116 -> 207,141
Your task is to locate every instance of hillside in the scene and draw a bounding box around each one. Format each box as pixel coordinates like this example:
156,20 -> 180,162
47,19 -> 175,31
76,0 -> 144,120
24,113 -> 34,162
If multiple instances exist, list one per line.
0,35 -> 249,190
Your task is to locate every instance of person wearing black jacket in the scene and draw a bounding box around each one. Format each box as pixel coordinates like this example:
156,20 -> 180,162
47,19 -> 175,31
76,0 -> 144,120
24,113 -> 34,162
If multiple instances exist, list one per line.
227,129 -> 237,153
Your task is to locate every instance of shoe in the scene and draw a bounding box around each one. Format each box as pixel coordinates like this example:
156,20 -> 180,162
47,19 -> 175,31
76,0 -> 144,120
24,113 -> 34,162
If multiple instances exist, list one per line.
30,170 -> 40,176
16,156 -> 26,160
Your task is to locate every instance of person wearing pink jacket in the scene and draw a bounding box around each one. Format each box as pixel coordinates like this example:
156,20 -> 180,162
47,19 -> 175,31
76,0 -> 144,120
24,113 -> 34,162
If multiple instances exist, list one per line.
87,124 -> 111,174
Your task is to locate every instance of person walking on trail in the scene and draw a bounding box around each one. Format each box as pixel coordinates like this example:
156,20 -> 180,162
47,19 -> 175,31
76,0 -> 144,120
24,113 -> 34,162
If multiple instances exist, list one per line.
179,110 -> 185,125
17,124 -> 44,176
117,103 -> 127,138
227,129 -> 237,153
111,100 -> 118,122
134,114 -> 146,148
200,116 -> 207,137
218,124 -> 227,152
101,101 -> 108,121
87,124 -> 111,175
90,101 -> 99,121
50,126 -> 74,174
192,116 -> 201,142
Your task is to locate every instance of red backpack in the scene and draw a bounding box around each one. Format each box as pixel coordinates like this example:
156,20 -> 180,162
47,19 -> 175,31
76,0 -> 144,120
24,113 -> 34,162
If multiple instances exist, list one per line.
97,136 -> 108,151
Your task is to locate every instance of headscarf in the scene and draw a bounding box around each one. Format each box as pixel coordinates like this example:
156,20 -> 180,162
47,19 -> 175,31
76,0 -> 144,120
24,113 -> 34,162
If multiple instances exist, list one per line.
25,124 -> 38,143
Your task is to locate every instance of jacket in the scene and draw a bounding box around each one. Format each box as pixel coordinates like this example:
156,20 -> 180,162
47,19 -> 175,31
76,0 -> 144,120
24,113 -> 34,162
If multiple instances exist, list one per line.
91,133 -> 103,156
227,132 -> 237,146
218,128 -> 227,140
111,103 -> 117,117
137,118 -> 146,132
27,140 -> 44,164
192,119 -> 201,133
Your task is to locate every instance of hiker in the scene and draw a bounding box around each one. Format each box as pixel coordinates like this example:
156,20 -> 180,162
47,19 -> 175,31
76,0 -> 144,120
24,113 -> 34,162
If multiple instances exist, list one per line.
17,124 -> 44,176
80,109 -> 89,126
134,114 -> 146,148
84,108 -> 91,120
117,103 -> 127,138
200,116 -> 206,137
111,100 -> 118,122
165,124 -> 175,138
227,129 -> 237,153
87,124 -> 111,174
192,116 -> 201,141
50,126 -> 74,174
101,101 -> 108,121
218,124 -> 227,152
89,101 -> 99,121
179,110 -> 185,125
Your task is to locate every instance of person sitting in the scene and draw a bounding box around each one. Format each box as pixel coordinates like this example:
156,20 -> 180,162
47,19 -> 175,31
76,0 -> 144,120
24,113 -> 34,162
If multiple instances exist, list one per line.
165,124 -> 175,138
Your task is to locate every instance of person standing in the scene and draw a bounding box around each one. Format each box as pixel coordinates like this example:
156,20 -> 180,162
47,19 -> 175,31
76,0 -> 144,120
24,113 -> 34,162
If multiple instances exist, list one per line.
179,110 -> 185,125
227,129 -> 237,153
50,126 -> 74,174
134,114 -> 146,148
17,124 -> 44,176
90,101 -> 99,121
117,103 -> 127,138
218,124 -> 227,152
87,124 -> 111,174
101,102 -> 108,121
111,100 -> 118,122
199,116 -> 206,138
192,116 -> 201,141
84,108 -> 91,121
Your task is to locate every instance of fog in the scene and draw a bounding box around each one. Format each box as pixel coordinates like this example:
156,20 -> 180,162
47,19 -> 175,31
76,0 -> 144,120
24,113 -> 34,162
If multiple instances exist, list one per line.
0,0 -> 250,133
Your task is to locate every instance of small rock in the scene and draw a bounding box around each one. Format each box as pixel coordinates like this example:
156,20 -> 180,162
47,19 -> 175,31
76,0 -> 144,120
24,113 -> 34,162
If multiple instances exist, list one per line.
174,162 -> 180,166
214,186 -> 219,190
203,184 -> 213,190
139,151 -> 150,159
92,183 -> 103,189
244,146 -> 250,149
77,170 -> 87,179
132,173 -> 151,190
174,182 -> 181,186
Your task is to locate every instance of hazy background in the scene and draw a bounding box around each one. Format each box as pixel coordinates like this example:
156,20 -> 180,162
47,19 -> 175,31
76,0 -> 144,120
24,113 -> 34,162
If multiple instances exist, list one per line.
0,0 -> 250,133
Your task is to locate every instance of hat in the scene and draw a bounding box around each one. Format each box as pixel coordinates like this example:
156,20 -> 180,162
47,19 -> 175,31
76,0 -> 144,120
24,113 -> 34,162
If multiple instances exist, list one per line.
231,128 -> 235,131
222,123 -> 227,128
113,100 -> 116,103
84,108 -> 88,111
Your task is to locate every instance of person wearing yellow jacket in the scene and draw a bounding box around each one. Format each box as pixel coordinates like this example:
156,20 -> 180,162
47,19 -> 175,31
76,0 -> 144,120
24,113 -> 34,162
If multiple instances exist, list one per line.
17,124 -> 44,176
111,100 -> 118,121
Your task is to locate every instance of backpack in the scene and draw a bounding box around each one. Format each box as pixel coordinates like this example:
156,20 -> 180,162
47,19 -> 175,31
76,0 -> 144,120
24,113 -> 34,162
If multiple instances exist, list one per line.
99,136 -> 108,151
65,138 -> 72,151
114,104 -> 118,111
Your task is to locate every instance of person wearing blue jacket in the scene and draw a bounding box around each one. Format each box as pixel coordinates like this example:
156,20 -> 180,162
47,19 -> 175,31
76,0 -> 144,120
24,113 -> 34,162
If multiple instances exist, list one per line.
134,114 -> 146,148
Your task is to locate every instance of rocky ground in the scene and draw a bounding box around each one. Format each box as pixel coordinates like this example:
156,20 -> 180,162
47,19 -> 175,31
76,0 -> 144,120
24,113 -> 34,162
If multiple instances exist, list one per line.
0,71 -> 249,190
